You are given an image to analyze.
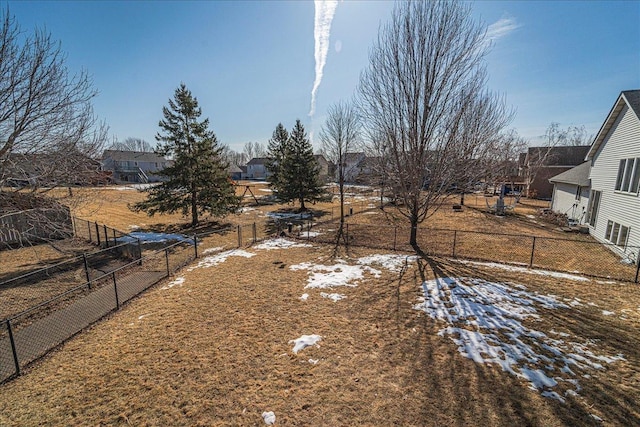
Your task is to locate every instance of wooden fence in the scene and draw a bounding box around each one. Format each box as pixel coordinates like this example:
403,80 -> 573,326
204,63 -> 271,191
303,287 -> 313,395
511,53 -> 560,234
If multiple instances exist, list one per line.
0,208 -> 72,246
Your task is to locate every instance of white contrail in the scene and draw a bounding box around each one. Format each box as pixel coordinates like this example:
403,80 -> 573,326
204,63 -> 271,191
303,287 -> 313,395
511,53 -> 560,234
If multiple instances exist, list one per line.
309,0 -> 339,117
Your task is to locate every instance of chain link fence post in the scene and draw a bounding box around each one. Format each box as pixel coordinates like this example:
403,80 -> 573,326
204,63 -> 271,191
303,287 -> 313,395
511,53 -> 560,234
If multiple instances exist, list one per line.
529,236 -> 537,268
452,230 -> 458,258
137,239 -> 142,265
83,253 -> 91,288
95,222 -> 101,246
112,272 -> 120,310
87,220 -> 92,243
165,248 -> 170,276
6,319 -> 20,377
252,223 -> 257,244
194,234 -> 198,258
104,225 -> 109,248
635,250 -> 640,283
237,225 -> 242,247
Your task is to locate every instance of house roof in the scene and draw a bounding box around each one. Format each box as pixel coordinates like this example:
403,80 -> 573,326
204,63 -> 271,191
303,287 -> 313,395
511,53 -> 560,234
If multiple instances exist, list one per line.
586,90 -> 640,160
525,145 -> 590,166
102,150 -> 167,163
313,154 -> 328,164
344,152 -> 365,163
247,157 -> 268,165
548,161 -> 591,187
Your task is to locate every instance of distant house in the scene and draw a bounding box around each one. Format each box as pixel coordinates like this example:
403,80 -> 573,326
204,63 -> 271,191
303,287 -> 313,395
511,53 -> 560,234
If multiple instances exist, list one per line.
2,152 -> 106,188
519,145 -> 591,199
102,150 -> 171,184
584,90 -> 640,260
228,164 -> 243,181
245,157 -> 269,180
314,154 -> 330,182
549,161 -> 591,224
343,152 -> 367,182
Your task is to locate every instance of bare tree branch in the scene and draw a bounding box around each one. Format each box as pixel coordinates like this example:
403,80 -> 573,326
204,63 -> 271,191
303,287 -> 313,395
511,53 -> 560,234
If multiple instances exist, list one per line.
358,0 -> 512,248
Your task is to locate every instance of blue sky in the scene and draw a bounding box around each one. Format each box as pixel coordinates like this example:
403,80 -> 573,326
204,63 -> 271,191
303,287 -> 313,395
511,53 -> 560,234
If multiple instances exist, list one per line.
7,1 -> 640,152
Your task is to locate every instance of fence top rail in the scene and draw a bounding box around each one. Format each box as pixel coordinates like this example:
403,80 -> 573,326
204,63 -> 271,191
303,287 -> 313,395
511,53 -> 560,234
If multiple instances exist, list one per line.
343,221 -> 640,247
0,239 -> 140,288
3,239 -> 188,323
0,254 -> 85,288
73,216 -> 129,237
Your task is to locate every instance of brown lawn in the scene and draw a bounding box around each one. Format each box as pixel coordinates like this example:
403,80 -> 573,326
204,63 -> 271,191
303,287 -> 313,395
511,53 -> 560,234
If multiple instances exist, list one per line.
0,241 -> 638,426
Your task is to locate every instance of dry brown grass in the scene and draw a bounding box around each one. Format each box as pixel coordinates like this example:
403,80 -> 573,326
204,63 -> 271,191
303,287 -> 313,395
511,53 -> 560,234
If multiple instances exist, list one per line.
0,242 -> 638,426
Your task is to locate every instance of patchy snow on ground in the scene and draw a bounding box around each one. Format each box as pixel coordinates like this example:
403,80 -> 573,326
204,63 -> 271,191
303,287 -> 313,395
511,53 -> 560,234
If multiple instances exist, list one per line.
267,211 -> 312,220
202,246 -> 224,255
299,293 -> 309,301
290,254 -> 418,289
261,411 -> 276,425
259,188 -> 273,193
161,276 -> 185,290
320,292 -> 346,302
414,277 -> 624,401
299,231 -> 322,238
290,334 -> 322,353
254,238 -> 313,250
458,260 -> 590,282
602,310 -> 615,316
187,249 -> 255,270
358,254 -> 419,272
290,260 -> 380,289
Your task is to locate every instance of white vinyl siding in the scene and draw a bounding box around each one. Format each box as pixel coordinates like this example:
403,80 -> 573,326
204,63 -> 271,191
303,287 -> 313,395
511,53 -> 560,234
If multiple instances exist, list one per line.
588,102 -> 640,257
551,183 -> 590,223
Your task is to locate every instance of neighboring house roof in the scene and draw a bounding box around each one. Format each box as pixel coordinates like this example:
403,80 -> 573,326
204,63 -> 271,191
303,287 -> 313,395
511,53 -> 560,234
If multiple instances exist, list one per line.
548,161 -> 591,187
525,146 -> 591,166
586,89 -> 640,160
228,164 -> 242,173
247,157 -> 268,166
102,150 -> 167,163
344,152 -> 365,163
313,154 -> 328,165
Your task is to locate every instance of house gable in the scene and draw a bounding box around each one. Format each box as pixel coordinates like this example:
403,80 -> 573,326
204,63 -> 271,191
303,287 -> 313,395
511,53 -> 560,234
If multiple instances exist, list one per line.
586,89 -> 640,259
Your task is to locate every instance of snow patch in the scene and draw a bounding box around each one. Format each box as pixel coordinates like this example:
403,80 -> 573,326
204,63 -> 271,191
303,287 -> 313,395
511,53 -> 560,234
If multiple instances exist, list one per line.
358,254 -> 418,272
262,411 -> 276,425
458,260 -> 590,282
290,261 -> 380,289
299,293 -> 309,301
202,246 -> 224,255
320,292 -> 346,302
602,310 -> 615,316
161,276 -> 185,290
254,238 -> 313,251
414,277 -> 624,399
188,249 -> 255,270
290,334 -> 322,354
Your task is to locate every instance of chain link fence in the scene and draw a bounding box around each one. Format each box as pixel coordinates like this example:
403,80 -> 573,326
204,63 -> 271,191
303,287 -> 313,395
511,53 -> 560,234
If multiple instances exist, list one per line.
0,226 -> 236,384
309,222 -> 640,283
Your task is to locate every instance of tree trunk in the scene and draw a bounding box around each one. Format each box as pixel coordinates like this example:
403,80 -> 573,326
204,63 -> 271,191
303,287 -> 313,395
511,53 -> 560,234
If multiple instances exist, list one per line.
191,186 -> 198,226
409,215 -> 419,249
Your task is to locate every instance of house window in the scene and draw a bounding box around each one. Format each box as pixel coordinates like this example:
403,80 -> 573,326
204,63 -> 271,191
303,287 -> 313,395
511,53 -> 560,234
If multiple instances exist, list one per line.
586,190 -> 601,227
615,158 -> 640,193
605,220 -> 630,247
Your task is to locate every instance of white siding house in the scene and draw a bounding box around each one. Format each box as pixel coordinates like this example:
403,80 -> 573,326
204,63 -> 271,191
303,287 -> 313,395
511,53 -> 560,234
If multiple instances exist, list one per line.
585,90 -> 640,262
549,161 -> 591,224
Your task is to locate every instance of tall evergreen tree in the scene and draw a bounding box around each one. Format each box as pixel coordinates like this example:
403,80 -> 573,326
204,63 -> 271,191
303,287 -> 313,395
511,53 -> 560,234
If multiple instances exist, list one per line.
265,123 -> 289,190
132,83 -> 240,226
278,120 -> 323,211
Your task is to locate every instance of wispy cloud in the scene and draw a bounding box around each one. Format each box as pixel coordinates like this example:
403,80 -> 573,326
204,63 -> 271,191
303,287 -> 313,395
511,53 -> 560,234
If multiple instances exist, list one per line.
309,0 -> 339,117
485,16 -> 521,43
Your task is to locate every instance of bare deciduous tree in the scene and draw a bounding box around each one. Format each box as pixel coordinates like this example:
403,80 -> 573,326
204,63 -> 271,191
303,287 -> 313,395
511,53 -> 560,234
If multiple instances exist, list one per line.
320,100 -> 361,242
0,8 -> 107,192
358,0 -> 511,248
108,137 -> 154,152
243,141 -> 266,161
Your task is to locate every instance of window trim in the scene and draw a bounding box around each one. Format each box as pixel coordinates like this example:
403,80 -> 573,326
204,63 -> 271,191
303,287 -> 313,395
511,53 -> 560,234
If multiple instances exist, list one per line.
586,190 -> 601,227
605,219 -> 630,248
614,157 -> 640,194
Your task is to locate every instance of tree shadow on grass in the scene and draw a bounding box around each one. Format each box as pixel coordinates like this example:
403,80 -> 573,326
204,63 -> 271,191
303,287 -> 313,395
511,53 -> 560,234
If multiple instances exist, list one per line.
409,248 -> 640,426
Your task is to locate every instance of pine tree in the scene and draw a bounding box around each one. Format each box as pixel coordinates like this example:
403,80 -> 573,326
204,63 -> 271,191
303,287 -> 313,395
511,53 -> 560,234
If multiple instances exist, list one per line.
265,123 -> 289,191
278,120 -> 323,211
132,84 -> 240,226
